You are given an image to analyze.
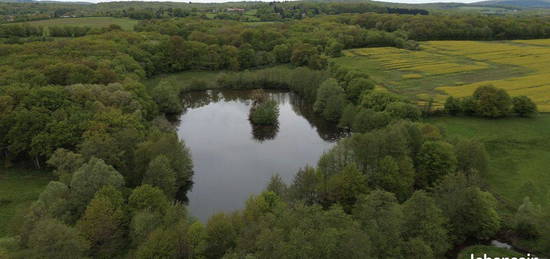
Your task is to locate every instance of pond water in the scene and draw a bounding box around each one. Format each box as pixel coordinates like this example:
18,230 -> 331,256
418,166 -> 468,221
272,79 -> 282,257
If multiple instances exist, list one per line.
176,89 -> 345,221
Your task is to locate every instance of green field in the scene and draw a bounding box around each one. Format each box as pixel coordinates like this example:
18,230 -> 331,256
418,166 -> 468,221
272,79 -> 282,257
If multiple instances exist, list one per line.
0,169 -> 52,237
144,64 -> 291,90
333,40 -> 550,111
458,245 -> 524,259
12,17 -> 138,31
145,71 -> 220,89
428,114 -> 550,211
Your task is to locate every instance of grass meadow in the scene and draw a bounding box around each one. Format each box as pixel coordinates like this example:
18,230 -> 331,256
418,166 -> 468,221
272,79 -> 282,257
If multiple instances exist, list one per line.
458,245 -> 524,259
333,40 -> 550,111
145,71 -> 220,89
12,17 -> 138,31
0,169 -> 52,237
427,114 -> 550,213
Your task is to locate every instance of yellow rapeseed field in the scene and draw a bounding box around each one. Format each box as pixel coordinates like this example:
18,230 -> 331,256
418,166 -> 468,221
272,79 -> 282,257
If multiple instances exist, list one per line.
338,39 -> 550,111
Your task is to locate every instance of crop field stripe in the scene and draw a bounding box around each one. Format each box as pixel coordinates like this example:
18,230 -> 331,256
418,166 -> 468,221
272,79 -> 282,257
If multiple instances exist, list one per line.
335,39 -> 550,111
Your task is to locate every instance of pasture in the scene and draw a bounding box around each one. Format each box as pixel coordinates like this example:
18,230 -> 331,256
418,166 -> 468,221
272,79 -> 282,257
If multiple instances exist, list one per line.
0,169 -> 52,237
428,114 -> 550,212
334,40 -> 550,111
12,17 -> 138,31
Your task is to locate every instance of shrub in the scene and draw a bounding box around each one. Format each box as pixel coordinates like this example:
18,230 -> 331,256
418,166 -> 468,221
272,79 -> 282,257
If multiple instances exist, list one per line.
352,109 -> 392,133
314,79 -> 343,112
322,95 -> 347,122
512,96 -> 538,117
314,78 -> 347,121
338,104 -> 360,129
361,91 -> 402,111
347,78 -> 374,103
152,81 -> 183,114
385,102 -> 421,121
444,96 -> 461,116
472,85 -> 512,118
416,141 -> 457,188
461,96 -> 476,116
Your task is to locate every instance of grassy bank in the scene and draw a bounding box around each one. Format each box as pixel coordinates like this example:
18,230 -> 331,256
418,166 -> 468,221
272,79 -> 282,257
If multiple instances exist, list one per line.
428,114 -> 550,211
0,169 -> 52,237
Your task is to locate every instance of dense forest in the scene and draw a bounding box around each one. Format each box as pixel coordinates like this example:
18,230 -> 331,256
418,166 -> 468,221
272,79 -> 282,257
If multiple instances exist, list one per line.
0,0 -> 550,258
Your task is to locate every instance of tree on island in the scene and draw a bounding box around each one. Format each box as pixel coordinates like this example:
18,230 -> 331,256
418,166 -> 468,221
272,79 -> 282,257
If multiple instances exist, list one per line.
249,89 -> 279,126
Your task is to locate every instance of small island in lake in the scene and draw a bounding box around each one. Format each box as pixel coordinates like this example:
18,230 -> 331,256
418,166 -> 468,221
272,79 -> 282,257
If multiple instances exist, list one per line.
249,89 -> 280,126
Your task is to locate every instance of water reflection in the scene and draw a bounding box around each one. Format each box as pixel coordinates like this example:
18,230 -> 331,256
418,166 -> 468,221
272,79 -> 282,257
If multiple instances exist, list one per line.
177,89 -> 346,221
181,89 -> 346,142
251,123 -> 279,142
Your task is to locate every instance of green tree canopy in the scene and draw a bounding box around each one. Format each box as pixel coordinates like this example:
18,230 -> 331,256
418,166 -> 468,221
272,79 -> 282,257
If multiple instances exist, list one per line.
27,219 -> 90,259
473,85 -> 512,118
69,157 -> 125,218
512,95 -> 538,117
416,141 -> 457,188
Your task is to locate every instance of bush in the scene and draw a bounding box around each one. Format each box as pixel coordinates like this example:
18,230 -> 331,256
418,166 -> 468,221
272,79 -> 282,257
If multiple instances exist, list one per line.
352,109 -> 392,133
314,79 -> 347,121
461,96 -> 476,116
338,104 -> 360,129
322,95 -> 347,122
346,78 -> 374,103
416,141 -> 457,188
472,85 -> 512,118
28,219 -> 90,258
512,96 -> 537,117
361,91 -> 402,111
249,100 -> 279,125
514,197 -> 542,239
314,78 -> 338,112
152,81 -> 183,114
385,102 -> 421,121
444,96 -> 461,116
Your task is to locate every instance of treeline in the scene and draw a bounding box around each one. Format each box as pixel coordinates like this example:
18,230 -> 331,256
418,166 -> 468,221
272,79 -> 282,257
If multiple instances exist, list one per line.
444,85 -> 538,118
97,2 -> 428,21
134,16 -> 418,71
352,13 -> 550,40
251,2 -> 428,21
0,1 -> 428,22
0,23 -> 43,37
0,2 -> 82,23
48,25 -> 91,37
0,23 -> 123,39
118,2 -> 427,21
124,7 -> 192,20
0,16 -> 415,87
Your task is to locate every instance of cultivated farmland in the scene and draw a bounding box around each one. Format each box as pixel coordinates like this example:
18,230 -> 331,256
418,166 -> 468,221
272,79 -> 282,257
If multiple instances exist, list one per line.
334,40 -> 550,111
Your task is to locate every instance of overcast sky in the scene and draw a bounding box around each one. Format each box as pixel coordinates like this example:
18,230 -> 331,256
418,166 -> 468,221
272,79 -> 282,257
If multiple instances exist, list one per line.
375,0 -> 479,3
47,0 -> 484,4
377,0 -> 481,4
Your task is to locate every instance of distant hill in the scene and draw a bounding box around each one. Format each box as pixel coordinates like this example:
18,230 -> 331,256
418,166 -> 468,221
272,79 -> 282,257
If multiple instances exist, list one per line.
475,0 -> 550,8
0,0 -> 34,2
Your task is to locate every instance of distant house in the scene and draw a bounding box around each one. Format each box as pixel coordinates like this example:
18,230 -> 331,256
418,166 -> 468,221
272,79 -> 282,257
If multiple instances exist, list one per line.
226,8 -> 245,13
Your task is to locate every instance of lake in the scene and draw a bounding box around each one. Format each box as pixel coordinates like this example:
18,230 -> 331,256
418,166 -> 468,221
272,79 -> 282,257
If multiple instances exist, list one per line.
176,89 -> 344,221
